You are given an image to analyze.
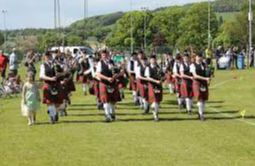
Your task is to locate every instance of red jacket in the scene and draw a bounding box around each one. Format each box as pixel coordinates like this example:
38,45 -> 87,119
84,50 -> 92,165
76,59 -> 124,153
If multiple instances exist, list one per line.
0,54 -> 9,71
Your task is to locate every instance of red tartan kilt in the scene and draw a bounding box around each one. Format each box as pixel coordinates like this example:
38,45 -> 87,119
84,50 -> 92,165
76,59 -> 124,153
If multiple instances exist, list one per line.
42,83 -> 62,105
117,75 -> 127,89
58,85 -> 69,102
174,78 -> 181,93
193,80 -> 209,101
129,75 -> 136,90
138,79 -> 148,99
99,82 -> 121,103
148,83 -> 163,103
166,74 -> 174,84
76,74 -> 89,83
180,79 -> 193,98
66,80 -> 76,92
93,80 -> 100,98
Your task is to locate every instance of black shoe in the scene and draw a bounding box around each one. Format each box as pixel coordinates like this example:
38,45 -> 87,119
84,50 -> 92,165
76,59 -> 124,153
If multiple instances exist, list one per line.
198,114 -> 205,121
105,117 -> 112,123
111,114 -> 116,121
188,110 -> 192,115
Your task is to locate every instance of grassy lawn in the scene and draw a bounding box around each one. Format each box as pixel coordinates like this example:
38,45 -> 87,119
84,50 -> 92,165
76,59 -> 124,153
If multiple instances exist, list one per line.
216,12 -> 240,22
0,67 -> 255,166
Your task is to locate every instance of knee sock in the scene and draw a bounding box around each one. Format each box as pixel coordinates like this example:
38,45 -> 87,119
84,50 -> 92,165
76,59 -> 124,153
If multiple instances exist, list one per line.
82,84 -> 87,93
109,103 -> 115,115
48,105 -> 57,117
177,97 -> 184,106
186,98 -> 192,111
168,84 -> 174,94
143,98 -> 149,111
197,101 -> 204,116
103,103 -> 111,118
132,91 -> 137,102
139,97 -> 144,108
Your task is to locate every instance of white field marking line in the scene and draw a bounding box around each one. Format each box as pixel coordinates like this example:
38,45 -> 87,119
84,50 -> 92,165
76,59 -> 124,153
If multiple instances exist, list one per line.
207,76 -> 255,126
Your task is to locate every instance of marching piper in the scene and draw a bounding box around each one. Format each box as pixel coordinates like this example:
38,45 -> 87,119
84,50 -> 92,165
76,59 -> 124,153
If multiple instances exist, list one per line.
145,55 -> 163,121
180,53 -> 194,114
40,51 -> 61,124
190,54 -> 210,121
96,50 -> 121,122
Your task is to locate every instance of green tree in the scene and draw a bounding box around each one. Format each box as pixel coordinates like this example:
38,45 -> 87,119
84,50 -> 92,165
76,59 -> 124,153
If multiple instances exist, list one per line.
0,32 -> 4,46
150,7 -> 185,48
177,3 -> 218,51
106,11 -> 153,50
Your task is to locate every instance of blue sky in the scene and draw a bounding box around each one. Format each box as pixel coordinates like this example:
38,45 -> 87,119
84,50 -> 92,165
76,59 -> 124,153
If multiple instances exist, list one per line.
1,0 -> 204,30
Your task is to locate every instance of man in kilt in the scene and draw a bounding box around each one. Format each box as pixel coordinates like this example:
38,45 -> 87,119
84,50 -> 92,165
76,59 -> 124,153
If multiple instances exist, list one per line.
145,55 -> 163,121
173,54 -> 185,110
91,58 -> 103,110
128,52 -> 139,105
77,53 -> 92,95
190,54 -> 210,121
96,50 -> 121,122
180,53 -> 194,114
40,51 -> 62,124
164,53 -> 175,94
136,56 -> 150,113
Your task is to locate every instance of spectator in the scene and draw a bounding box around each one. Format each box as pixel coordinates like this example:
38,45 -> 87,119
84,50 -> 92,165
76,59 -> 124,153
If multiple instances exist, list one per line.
9,48 -> 19,76
0,50 -> 9,81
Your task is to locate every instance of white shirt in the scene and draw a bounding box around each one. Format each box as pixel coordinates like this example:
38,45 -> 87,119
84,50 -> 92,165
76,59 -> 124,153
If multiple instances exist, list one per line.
145,64 -> 156,78
39,64 -> 46,79
173,62 -> 180,75
9,52 -> 18,70
179,62 -> 189,73
96,60 -> 113,74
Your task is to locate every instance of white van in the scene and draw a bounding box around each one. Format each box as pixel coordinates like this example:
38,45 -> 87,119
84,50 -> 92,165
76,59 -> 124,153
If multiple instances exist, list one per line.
51,46 -> 94,57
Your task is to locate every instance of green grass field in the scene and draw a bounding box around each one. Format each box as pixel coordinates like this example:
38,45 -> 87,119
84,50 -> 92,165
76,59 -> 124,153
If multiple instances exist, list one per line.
216,12 -> 240,22
0,68 -> 255,166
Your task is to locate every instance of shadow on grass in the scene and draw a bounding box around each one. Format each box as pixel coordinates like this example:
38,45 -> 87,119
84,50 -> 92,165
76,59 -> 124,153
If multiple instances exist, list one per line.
207,100 -> 225,104
35,114 -> 255,125
68,107 -> 98,111
70,103 -> 97,107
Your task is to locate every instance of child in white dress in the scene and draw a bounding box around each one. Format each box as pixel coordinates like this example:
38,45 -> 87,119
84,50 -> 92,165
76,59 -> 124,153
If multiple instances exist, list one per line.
21,72 -> 41,126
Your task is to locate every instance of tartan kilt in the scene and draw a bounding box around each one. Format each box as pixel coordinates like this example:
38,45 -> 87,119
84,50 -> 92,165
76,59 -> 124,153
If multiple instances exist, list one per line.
42,83 -> 62,105
117,76 -> 127,89
129,74 -> 136,90
180,79 -> 193,98
93,80 -> 100,98
193,80 -> 209,101
174,78 -> 182,93
166,73 -> 174,84
66,79 -> 76,92
138,79 -> 148,99
76,74 -> 89,84
148,83 -> 163,103
58,84 -> 69,102
99,82 -> 121,103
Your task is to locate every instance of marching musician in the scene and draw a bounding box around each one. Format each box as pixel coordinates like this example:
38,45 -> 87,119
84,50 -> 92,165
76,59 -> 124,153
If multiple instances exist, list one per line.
96,50 -> 121,122
173,54 -> 185,110
190,54 -> 210,121
136,56 -> 150,113
127,52 -> 139,105
40,51 -> 61,124
145,55 -> 163,121
180,53 -> 194,114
